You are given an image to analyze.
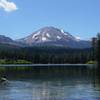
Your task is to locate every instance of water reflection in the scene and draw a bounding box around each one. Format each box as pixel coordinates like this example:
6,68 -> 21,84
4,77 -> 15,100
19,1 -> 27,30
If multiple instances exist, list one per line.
0,66 -> 100,100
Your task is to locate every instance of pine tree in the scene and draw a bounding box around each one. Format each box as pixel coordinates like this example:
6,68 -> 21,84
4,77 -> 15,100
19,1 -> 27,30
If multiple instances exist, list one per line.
97,33 -> 100,66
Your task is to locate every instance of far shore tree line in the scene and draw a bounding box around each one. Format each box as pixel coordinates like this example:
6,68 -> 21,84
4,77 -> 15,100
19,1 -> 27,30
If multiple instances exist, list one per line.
0,45 -> 94,64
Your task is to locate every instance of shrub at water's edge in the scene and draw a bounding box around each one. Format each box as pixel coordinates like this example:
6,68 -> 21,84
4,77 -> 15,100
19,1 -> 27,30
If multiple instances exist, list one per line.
0,59 -> 32,64
86,60 -> 96,64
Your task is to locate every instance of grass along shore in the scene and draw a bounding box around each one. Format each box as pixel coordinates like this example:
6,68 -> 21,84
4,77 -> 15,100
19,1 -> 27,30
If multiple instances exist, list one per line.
0,59 -> 32,64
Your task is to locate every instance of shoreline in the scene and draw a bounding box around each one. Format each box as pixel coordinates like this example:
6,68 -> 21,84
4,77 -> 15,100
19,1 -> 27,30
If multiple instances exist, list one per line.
0,64 -> 94,67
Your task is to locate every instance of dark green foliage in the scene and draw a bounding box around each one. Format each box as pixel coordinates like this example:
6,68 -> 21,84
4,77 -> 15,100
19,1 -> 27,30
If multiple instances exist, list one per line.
91,33 -> 100,75
0,45 -> 93,64
92,37 -> 97,61
96,33 -> 100,65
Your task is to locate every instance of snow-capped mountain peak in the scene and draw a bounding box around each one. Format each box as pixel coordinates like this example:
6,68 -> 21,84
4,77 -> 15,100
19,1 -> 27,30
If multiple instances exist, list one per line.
29,26 -> 76,42
17,26 -> 91,48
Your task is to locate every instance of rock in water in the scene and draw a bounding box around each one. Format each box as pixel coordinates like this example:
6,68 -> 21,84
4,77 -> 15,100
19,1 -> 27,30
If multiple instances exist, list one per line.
0,77 -> 8,83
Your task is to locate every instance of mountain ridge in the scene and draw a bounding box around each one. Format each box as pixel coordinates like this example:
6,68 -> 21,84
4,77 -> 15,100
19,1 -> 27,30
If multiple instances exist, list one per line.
0,26 -> 92,48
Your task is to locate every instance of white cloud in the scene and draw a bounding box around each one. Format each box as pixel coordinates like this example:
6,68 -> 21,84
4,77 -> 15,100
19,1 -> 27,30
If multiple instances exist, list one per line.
0,0 -> 18,12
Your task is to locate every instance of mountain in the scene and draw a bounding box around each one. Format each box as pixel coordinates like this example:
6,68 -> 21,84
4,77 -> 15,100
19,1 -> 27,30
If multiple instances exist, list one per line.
0,35 -> 24,48
0,35 -> 13,43
17,26 -> 91,48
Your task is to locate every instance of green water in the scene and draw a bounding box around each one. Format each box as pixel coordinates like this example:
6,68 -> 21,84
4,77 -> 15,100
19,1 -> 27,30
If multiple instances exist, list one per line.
0,66 -> 100,100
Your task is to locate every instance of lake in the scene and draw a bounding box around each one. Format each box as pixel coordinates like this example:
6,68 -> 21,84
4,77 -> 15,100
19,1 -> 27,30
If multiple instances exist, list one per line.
0,65 -> 100,100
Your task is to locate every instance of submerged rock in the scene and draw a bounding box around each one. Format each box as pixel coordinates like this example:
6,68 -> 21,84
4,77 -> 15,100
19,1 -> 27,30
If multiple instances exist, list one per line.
0,77 -> 8,83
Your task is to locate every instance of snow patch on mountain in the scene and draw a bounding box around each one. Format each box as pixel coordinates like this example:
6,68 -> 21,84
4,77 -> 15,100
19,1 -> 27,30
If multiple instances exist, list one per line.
75,36 -> 81,41
46,33 -> 50,37
32,31 -> 40,39
57,36 -> 61,39
42,37 -> 47,41
61,29 -> 68,36
61,29 -> 64,33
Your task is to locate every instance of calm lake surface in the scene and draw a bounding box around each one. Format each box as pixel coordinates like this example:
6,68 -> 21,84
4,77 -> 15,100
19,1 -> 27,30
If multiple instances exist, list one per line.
0,65 -> 100,100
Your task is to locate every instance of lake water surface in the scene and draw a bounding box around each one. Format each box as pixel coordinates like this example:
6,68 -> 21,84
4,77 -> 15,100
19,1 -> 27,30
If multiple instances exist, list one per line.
0,65 -> 100,100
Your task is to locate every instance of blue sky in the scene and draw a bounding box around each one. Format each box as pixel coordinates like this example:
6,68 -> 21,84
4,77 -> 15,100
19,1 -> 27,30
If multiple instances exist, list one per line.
0,0 -> 100,40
